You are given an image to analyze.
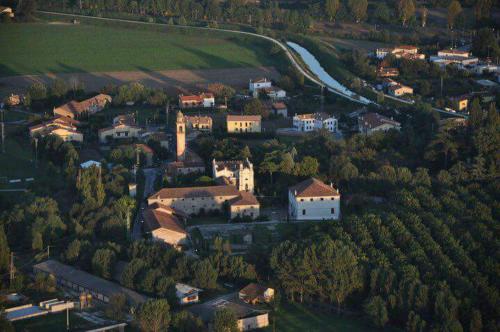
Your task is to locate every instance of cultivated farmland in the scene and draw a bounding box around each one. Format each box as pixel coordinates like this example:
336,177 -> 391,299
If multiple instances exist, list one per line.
0,23 -> 280,77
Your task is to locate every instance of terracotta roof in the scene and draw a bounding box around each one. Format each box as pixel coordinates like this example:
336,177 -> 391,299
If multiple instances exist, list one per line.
295,112 -> 332,121
227,115 -> 261,122
185,115 -> 212,126
359,112 -> 400,129
396,45 -> 418,50
54,94 -> 111,116
150,185 -> 240,200
143,205 -> 187,234
213,159 -> 252,172
439,49 -> 469,55
289,178 -> 339,198
229,191 -> 259,206
239,283 -> 269,298
136,143 -> 154,154
98,122 -> 142,133
179,93 -> 214,103
252,78 -> 269,83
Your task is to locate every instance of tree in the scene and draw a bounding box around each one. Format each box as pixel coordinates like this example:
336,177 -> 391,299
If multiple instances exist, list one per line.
420,6 -> 428,27
239,146 -> 252,160
425,129 -> 458,169
469,309 -> 482,332
91,248 -> 116,279
373,2 -> 390,24
50,79 -> 68,99
447,1 -> 462,30
105,293 -> 127,320
193,259 -> 218,289
135,299 -> 171,332
474,0 -> 493,21
294,156 -> 319,177
324,0 -> 340,22
28,82 -> 47,101
364,296 -> 388,328
397,0 -> 416,27
171,311 -> 204,332
0,225 -> 10,273
469,98 -> 483,132
244,99 -> 269,118
347,0 -> 367,23
213,308 -> 238,332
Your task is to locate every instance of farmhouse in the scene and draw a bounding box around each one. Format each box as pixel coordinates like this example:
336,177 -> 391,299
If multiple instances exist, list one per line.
188,294 -> 269,331
227,115 -> 261,133
29,116 -> 83,142
98,114 -> 142,143
249,78 -> 272,93
288,178 -> 341,221
142,202 -> 187,248
262,86 -> 286,99
4,94 -> 23,106
185,115 -> 213,132
358,112 -> 401,135
212,158 -> 255,192
272,102 -> 288,117
388,84 -> 413,97
33,260 -> 148,305
178,93 -> 215,109
0,6 -> 14,18
239,283 -> 275,305
53,94 -> 112,119
293,112 -> 338,133
147,185 -> 260,219
376,45 -> 425,60
176,283 -> 202,305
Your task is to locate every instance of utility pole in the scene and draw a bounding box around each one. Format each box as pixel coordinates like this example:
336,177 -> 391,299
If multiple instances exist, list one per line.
34,137 -> 38,168
165,101 -> 170,127
1,122 -> 4,154
47,245 -> 50,259
66,301 -> 70,331
9,252 -> 14,287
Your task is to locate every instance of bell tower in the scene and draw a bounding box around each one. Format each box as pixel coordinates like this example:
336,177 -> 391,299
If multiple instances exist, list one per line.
176,111 -> 186,161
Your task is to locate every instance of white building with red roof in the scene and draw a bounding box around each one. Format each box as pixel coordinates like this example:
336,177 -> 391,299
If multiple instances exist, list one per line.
288,178 -> 341,221
249,78 -> 272,93
293,112 -> 338,133
178,93 -> 215,109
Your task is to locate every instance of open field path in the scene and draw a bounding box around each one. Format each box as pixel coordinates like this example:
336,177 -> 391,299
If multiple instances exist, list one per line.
0,66 -> 279,96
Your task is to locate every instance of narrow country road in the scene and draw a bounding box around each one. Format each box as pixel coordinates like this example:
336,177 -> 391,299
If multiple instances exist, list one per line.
131,167 -> 158,240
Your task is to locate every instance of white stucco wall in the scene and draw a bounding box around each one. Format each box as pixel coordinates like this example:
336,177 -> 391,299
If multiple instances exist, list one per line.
288,191 -> 341,220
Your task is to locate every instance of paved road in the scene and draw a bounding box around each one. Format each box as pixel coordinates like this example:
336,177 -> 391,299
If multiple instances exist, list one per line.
131,167 -> 158,240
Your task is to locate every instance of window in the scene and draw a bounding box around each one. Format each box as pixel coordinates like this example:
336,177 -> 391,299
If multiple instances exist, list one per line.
320,198 -> 324,201
331,197 -> 335,200
300,199 -> 304,202
302,209 -> 306,215
331,208 -> 335,214
310,198 -> 313,201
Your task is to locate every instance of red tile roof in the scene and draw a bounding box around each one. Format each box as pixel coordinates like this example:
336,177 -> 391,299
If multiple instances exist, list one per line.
150,185 -> 240,200
227,115 -> 261,122
289,178 -> 339,198
359,112 -> 400,129
229,191 -> 259,206
143,204 -> 187,234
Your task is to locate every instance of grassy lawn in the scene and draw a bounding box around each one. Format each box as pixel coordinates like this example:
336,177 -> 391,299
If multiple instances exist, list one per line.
268,303 -> 376,332
0,23 -> 277,77
13,311 -> 95,332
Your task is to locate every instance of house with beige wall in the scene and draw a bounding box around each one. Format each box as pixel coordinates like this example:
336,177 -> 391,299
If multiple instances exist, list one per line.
227,115 -> 261,133
29,116 -> 83,142
98,114 -> 142,143
185,115 -> 213,132
148,185 -> 260,219
54,94 -> 112,119
142,203 -> 187,248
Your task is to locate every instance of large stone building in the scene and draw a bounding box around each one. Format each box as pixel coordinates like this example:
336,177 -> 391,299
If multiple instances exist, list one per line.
358,112 -> 401,135
29,116 -> 83,142
178,93 -> 215,109
212,158 -> 255,192
53,94 -> 112,119
148,185 -> 260,220
288,178 -> 341,221
227,115 -> 261,133
142,203 -> 188,248
185,115 -> 213,132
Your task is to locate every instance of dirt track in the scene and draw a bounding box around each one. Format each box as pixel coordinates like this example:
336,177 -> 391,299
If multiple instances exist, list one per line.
0,66 -> 280,96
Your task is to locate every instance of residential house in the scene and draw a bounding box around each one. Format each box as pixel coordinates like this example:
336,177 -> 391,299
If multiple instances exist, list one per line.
249,78 -> 272,94
98,114 -> 142,143
376,45 -> 425,60
430,49 -> 479,68
53,94 -> 112,119
272,102 -> 288,117
142,202 -> 187,248
29,116 -> 83,142
4,94 -> 22,106
147,185 -> 260,219
293,112 -> 338,133
262,86 -> 286,100
185,115 -> 213,132
212,158 -> 254,192
188,294 -> 269,331
239,284 -> 275,305
175,283 -> 202,305
0,6 -> 14,17
227,115 -> 261,133
178,93 -> 215,109
388,84 -> 413,97
377,67 -> 399,78
358,112 -> 401,135
288,178 -> 341,221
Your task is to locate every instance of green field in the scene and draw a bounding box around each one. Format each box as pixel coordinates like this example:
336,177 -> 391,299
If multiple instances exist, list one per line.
0,23 -> 277,77
269,303 -> 379,332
